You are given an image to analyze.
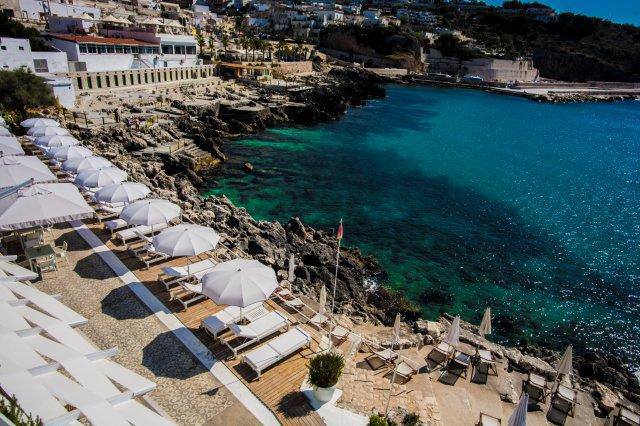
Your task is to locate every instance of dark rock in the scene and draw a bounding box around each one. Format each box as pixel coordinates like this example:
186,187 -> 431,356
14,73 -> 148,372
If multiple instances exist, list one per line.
242,162 -> 254,173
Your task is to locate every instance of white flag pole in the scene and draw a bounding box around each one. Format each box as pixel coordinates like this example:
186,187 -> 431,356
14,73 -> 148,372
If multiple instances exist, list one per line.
329,219 -> 342,350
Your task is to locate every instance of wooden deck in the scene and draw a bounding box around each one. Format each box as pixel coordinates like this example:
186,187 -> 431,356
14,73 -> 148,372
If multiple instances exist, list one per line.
87,222 -> 325,426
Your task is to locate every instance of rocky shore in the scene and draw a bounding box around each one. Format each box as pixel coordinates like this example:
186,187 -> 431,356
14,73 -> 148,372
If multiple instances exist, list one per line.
58,66 -> 638,419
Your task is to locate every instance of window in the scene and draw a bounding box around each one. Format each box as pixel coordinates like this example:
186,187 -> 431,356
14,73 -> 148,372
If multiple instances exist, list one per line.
124,45 -> 132,54
79,44 -> 87,53
174,45 -> 185,54
129,74 -> 134,85
106,45 -> 115,53
105,75 -> 110,87
162,44 -> 173,54
77,77 -> 83,89
33,59 -> 48,73
115,45 -> 124,53
131,46 -> 139,54
87,44 -> 98,53
186,45 -> 196,55
18,46 -> 24,51
98,45 -> 107,54
0,46 -> 5,50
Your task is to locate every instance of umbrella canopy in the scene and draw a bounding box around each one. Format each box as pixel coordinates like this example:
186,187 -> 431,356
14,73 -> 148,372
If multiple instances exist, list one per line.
94,182 -> 150,204
0,127 -> 11,136
201,259 -> 277,308
0,136 -> 25,156
0,183 -> 94,231
478,307 -> 492,337
74,166 -> 127,188
35,135 -> 79,148
0,255 -> 39,281
556,345 -> 573,377
62,155 -> 112,173
0,156 -> 58,189
48,145 -> 92,162
318,284 -> 326,315
443,315 -> 461,347
120,199 -> 181,226
76,12 -> 94,20
151,224 -> 220,257
28,126 -> 69,137
20,118 -> 59,128
507,393 -> 529,426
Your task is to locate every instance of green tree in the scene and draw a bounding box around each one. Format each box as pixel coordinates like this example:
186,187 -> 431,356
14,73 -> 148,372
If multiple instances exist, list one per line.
221,33 -> 230,59
0,12 -> 49,51
0,68 -> 56,117
208,34 -> 216,57
195,30 -> 205,56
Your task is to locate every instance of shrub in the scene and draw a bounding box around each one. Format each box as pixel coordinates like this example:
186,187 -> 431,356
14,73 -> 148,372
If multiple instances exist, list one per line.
307,352 -> 344,388
402,412 -> 420,426
0,68 -> 55,116
0,395 -> 42,425
368,414 -> 388,426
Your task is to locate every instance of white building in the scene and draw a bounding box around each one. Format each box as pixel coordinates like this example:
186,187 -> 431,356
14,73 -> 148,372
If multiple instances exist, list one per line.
10,0 -> 100,22
315,10 -> 343,27
0,37 -> 75,107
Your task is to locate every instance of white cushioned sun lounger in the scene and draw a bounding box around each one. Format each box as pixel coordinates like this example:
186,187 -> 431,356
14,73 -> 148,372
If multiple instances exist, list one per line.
201,302 -> 266,338
105,218 -> 129,235
115,223 -> 169,245
224,310 -> 289,357
309,313 -> 328,329
159,258 -> 218,290
243,326 -> 312,378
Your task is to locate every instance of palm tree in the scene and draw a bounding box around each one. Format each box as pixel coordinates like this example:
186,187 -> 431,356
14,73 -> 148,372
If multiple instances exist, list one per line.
276,40 -> 286,61
239,36 -> 249,61
301,46 -> 309,61
221,33 -> 230,60
267,43 -> 273,61
249,37 -> 258,61
208,34 -> 216,57
195,30 -> 205,56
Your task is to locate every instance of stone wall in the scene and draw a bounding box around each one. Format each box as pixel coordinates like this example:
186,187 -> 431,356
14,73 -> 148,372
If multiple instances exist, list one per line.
461,58 -> 540,83
271,61 -> 314,77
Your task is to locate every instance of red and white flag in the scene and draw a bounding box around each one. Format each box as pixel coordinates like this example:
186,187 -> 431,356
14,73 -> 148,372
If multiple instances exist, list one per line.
336,219 -> 343,241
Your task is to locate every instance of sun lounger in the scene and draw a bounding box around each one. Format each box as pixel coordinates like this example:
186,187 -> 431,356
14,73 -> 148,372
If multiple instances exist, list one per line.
201,302 -> 266,338
132,237 -> 170,270
159,258 -> 217,290
96,204 -> 124,222
114,223 -> 169,245
308,313 -> 329,329
172,281 -> 206,310
446,350 -> 472,379
365,347 -> 398,370
551,383 -> 578,417
394,360 -> 418,382
477,412 -> 502,426
522,372 -> 550,403
282,297 -> 304,309
614,404 -> 640,426
474,348 -> 498,376
243,326 -> 312,379
105,218 -> 129,236
331,325 -> 350,342
426,341 -> 455,368
224,311 -> 289,357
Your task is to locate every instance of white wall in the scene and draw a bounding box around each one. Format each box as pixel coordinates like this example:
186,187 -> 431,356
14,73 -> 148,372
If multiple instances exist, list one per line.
0,38 -> 32,70
46,76 -> 75,108
17,0 -> 100,20
32,51 -> 69,73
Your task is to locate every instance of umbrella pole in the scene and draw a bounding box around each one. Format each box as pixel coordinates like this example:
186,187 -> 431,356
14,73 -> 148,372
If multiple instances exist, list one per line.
329,237 -> 341,350
384,332 -> 399,419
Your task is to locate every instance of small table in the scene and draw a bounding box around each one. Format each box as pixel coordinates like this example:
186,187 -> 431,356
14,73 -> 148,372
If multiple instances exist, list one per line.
25,244 -> 56,272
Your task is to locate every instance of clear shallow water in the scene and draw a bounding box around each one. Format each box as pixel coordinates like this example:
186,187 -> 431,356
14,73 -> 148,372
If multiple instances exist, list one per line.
204,85 -> 640,364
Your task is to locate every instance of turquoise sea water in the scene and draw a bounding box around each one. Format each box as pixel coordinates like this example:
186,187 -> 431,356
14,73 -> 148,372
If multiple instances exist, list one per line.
204,85 -> 640,364
484,0 -> 640,26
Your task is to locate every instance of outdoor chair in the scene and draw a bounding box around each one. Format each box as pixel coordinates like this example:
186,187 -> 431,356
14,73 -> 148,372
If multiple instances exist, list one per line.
222,311 -> 289,358
201,302 -> 268,339
35,255 -> 57,275
613,404 -> 640,426
473,349 -> 498,376
393,360 -> 418,383
477,412 -> 502,426
131,235 -> 170,269
331,325 -> 350,343
446,350 -> 472,379
95,204 -> 124,223
308,312 -> 329,329
551,383 -> 578,417
522,372 -> 550,404
426,341 -> 455,369
243,326 -> 312,379
365,347 -> 398,370
158,258 -> 217,291
104,218 -> 129,236
54,241 -> 69,266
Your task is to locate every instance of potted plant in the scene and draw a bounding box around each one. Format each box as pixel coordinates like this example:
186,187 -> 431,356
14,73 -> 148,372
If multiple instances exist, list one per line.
308,352 -> 345,402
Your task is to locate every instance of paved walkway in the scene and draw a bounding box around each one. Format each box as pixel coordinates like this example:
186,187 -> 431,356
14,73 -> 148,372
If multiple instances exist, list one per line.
37,223 -> 273,425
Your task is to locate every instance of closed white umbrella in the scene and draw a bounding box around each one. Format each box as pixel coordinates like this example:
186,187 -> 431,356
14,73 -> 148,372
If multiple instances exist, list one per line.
120,199 -> 181,226
0,255 -> 38,281
152,224 -> 220,257
48,145 -> 92,162
74,166 -> 127,188
507,393 -> 528,426
288,254 -> 295,282
0,127 -> 11,136
28,126 -> 69,137
94,182 -> 150,204
478,307 -> 492,337
201,259 -> 277,308
0,156 -> 58,189
0,136 -> 25,156
20,118 -> 59,128
63,155 -> 112,173
443,315 -> 461,347
318,284 -> 326,315
556,345 -> 573,377
0,183 -> 94,231
35,135 -> 79,148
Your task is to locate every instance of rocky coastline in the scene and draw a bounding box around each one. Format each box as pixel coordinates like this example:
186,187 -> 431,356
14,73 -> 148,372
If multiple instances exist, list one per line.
59,66 -> 638,418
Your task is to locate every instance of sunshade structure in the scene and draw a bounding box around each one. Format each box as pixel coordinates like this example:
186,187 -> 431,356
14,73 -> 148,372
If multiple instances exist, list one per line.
34,135 -> 79,148
201,259 -> 278,308
28,126 -> 69,137
443,315 -> 461,347
74,167 -> 127,188
151,224 -> 220,258
120,199 -> 181,226
62,155 -> 112,173
20,118 -> 59,128
94,182 -> 150,204
0,136 -> 25,156
318,284 -> 327,315
0,156 -> 57,189
507,393 -> 529,426
288,254 -> 295,281
0,127 -> 11,136
0,255 -> 39,281
0,183 -> 94,230
556,345 -> 573,377
75,12 -> 94,20
478,307 -> 492,337
47,145 -> 92,162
